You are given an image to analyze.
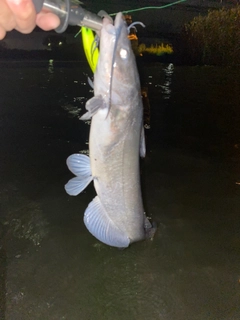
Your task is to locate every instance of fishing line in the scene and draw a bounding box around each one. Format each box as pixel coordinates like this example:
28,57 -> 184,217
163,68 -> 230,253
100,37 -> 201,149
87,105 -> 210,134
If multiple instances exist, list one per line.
75,0 -> 186,71
109,0 -> 187,16
75,0 -> 186,37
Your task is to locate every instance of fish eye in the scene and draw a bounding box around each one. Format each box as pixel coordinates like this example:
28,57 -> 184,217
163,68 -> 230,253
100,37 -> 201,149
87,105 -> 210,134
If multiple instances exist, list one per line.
120,48 -> 128,60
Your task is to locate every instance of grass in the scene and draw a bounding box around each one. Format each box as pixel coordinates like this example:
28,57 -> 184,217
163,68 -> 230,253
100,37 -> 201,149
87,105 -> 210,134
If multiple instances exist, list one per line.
138,43 -> 173,56
180,6 -> 240,66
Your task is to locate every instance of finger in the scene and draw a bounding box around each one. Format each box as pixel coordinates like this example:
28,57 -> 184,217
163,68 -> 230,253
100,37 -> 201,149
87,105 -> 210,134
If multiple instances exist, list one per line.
6,0 -> 36,33
0,1 -> 16,33
36,12 -> 60,31
0,27 -> 7,40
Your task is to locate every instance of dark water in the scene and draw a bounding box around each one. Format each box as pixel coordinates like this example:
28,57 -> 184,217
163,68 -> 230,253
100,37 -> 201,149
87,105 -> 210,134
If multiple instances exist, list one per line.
0,60 -> 240,320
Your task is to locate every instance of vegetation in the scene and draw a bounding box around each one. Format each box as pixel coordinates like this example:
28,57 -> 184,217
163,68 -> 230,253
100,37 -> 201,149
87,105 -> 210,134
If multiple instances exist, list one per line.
138,43 -> 173,56
180,6 -> 240,66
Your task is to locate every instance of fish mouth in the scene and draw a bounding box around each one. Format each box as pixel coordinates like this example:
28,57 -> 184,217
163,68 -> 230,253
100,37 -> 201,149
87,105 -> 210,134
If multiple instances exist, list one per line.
114,12 -> 125,30
103,12 -> 125,37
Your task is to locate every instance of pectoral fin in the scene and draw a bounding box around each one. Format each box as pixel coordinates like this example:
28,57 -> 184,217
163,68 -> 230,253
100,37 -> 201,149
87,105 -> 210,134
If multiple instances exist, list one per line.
88,77 -> 94,89
66,154 -> 91,177
65,154 -> 92,196
84,196 -> 130,248
140,126 -> 146,158
65,176 -> 92,196
80,95 -> 106,120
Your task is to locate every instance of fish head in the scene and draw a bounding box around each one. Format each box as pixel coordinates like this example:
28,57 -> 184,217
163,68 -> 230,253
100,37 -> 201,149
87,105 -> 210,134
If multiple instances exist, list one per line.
94,12 -> 141,111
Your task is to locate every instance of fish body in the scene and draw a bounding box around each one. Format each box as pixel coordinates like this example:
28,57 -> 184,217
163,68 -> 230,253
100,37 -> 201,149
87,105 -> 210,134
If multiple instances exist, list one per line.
65,12 -> 154,248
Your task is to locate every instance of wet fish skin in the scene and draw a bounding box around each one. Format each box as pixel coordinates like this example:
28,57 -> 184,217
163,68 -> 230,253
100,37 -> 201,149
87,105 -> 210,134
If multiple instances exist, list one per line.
65,12 -> 154,247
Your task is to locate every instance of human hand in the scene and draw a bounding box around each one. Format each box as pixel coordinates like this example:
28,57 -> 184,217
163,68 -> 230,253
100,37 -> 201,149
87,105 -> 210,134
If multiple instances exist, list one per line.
0,0 -> 60,40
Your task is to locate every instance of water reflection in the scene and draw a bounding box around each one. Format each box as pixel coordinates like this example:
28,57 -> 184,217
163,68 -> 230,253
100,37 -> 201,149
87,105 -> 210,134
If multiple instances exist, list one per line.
2,62 -> 240,320
161,63 -> 174,99
61,96 -> 89,118
79,149 -> 89,156
48,59 -> 54,74
148,75 -> 153,85
47,59 -> 55,83
60,71 -> 94,120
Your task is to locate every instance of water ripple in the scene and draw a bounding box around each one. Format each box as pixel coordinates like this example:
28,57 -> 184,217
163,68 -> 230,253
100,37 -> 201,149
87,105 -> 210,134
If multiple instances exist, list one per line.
83,245 -> 180,320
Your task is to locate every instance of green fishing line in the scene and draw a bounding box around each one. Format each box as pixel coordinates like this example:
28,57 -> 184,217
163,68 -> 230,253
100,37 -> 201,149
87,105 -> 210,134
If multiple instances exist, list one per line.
75,0 -> 187,36
109,0 -> 187,16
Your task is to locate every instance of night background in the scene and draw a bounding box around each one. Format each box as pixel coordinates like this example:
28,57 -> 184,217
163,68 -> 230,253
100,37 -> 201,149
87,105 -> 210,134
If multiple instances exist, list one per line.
0,1 -> 240,319
0,0 -> 235,61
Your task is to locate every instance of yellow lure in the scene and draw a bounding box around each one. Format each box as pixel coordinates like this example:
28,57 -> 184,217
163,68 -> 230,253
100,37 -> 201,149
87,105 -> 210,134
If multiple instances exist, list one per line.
81,27 -> 99,73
